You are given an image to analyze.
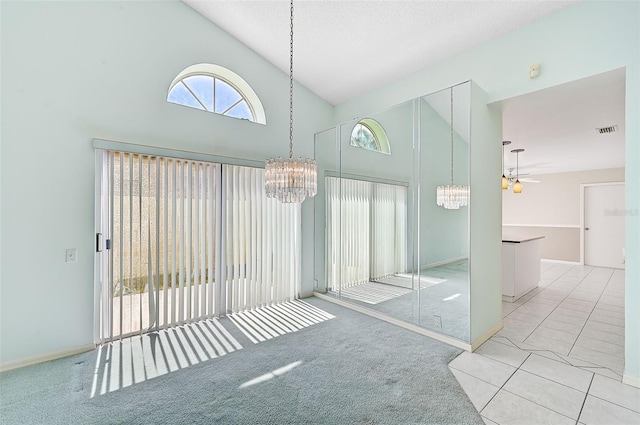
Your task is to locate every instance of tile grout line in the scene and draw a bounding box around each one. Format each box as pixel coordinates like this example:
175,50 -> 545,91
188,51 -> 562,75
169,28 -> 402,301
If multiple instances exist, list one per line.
494,265 -> 625,369
587,391 -> 640,415
578,365 -> 623,380
499,387 -> 585,423
479,265 -> 630,424
566,270 -> 615,358
542,268 -> 625,379
478,352 -> 530,416
529,267 -> 624,379
515,367 -> 592,395
491,335 -> 624,381
490,336 -> 574,367
576,373 -> 595,423
510,266 -> 596,345
478,340 -> 597,394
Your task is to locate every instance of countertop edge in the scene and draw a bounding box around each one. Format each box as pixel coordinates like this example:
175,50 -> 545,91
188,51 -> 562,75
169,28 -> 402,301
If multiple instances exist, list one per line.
502,235 -> 546,243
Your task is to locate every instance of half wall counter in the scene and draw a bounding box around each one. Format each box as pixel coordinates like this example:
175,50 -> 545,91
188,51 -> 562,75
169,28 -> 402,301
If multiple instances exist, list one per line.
502,235 -> 544,302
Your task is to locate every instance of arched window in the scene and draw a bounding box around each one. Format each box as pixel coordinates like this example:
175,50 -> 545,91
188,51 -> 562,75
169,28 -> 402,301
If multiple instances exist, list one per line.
167,64 -> 266,125
350,118 -> 391,154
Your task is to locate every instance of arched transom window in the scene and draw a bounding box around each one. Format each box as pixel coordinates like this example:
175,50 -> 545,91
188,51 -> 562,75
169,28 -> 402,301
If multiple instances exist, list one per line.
350,118 -> 391,154
167,63 -> 266,125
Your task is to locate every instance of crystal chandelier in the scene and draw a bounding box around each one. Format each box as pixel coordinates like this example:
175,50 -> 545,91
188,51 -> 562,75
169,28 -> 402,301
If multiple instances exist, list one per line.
265,0 -> 317,203
436,86 -> 469,210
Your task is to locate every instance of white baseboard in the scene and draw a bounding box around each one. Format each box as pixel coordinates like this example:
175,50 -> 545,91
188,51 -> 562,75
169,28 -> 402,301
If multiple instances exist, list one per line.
0,344 -> 95,373
541,258 -> 582,265
502,224 -> 581,229
422,256 -> 468,270
313,292 -> 472,351
503,285 -> 539,303
471,321 -> 503,351
623,373 -> 640,388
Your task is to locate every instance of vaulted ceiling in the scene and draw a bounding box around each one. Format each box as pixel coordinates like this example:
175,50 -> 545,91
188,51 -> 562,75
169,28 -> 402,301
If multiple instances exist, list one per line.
185,1 -> 624,174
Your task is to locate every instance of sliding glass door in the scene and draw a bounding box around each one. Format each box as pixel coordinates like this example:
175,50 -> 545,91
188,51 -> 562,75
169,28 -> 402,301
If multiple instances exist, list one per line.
95,150 -> 301,344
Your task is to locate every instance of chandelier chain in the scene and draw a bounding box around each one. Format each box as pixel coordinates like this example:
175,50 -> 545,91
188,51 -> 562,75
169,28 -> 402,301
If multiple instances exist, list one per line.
450,87 -> 454,185
264,0 -> 317,204
289,0 -> 294,159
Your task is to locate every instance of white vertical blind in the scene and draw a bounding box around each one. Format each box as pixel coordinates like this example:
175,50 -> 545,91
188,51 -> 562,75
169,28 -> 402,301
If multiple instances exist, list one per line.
326,176 -> 407,291
97,151 -> 301,343
100,152 -> 219,342
326,176 -> 342,290
345,179 -> 371,288
222,165 -> 301,314
371,183 -> 407,279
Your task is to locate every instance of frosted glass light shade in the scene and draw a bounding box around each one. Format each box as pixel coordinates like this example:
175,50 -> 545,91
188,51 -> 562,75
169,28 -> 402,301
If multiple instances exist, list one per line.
436,184 -> 469,210
513,180 -> 523,194
265,157 -> 317,203
502,175 -> 508,190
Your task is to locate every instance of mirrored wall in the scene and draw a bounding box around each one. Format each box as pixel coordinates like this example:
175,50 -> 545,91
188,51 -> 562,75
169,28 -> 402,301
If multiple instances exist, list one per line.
314,82 -> 471,343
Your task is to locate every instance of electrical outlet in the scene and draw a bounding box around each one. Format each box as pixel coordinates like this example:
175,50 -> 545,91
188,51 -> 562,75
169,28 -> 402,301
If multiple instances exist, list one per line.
66,248 -> 77,263
433,315 -> 442,329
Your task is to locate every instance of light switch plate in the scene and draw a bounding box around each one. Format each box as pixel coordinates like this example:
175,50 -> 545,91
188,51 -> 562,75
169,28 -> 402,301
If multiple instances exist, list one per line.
529,63 -> 541,78
66,248 -> 77,263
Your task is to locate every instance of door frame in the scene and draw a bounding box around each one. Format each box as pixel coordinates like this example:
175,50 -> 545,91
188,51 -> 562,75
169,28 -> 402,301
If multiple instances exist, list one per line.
579,181 -> 625,266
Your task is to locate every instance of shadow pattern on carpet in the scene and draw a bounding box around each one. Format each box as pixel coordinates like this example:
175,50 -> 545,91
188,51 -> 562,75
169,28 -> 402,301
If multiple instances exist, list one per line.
0,297 -> 482,425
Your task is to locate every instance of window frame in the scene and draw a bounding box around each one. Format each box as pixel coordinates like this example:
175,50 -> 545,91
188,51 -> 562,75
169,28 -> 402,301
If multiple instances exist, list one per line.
167,63 -> 266,125
350,118 -> 391,154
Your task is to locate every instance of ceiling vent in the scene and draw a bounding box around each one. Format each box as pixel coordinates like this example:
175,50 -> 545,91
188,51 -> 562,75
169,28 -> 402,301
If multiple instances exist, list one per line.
597,125 -> 618,134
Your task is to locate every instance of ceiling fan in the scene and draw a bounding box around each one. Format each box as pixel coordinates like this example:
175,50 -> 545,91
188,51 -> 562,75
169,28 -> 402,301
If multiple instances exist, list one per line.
505,168 -> 540,186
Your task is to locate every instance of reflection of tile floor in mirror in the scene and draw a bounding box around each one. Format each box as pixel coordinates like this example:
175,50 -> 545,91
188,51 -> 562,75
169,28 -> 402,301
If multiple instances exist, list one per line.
449,261 -> 640,425
328,260 -> 470,342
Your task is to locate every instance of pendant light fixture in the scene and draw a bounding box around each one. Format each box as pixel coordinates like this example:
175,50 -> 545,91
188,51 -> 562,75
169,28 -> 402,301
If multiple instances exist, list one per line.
511,148 -> 524,194
265,0 -> 317,203
502,141 -> 511,190
436,86 -> 469,210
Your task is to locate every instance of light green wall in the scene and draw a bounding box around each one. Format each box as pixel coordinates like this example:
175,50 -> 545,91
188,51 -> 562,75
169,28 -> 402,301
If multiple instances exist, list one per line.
0,1 -> 332,365
335,1 -> 639,379
468,83 -> 503,343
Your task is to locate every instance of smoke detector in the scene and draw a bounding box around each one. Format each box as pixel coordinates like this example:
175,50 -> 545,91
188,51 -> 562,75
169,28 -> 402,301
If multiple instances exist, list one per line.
596,125 -> 618,134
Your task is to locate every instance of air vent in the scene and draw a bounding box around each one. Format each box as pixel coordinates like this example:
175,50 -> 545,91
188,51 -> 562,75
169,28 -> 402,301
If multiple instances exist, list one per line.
597,125 -> 618,134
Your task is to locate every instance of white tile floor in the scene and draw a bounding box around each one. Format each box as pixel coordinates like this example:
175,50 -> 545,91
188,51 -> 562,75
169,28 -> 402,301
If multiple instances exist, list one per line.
449,261 -> 640,425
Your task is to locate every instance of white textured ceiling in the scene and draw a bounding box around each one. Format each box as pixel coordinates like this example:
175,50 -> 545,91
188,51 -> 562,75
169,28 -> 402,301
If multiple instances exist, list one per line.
500,68 -> 625,175
184,0 -> 622,175
184,0 -> 578,105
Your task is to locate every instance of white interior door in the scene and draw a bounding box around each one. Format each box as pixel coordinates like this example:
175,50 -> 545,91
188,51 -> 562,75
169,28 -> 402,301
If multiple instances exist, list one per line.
584,183 -> 625,269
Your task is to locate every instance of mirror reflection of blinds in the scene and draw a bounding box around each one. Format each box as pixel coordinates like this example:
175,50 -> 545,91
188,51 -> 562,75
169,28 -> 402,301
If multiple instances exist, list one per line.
96,151 -> 301,343
325,176 -> 408,292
